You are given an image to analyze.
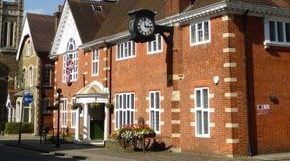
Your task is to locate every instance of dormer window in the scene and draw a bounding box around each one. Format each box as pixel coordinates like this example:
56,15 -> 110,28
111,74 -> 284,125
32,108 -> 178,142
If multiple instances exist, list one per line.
91,4 -> 103,13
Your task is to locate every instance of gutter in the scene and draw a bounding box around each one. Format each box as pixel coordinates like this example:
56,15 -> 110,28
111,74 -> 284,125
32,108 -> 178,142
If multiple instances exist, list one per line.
243,10 -> 255,156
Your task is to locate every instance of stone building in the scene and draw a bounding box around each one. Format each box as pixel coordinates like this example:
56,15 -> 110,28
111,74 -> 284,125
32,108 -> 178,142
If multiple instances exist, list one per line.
0,0 -> 23,122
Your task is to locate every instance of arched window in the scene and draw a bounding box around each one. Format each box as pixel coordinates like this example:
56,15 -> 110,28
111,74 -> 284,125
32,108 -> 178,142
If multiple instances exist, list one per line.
63,38 -> 78,82
28,67 -> 33,87
27,40 -> 32,56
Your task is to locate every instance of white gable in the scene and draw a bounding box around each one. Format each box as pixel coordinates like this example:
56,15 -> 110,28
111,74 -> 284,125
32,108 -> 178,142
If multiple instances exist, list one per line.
16,16 -> 33,60
50,0 -> 82,56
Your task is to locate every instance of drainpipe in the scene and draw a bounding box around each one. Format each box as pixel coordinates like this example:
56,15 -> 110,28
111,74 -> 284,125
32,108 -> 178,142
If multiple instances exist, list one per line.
105,43 -> 113,136
243,10 -> 254,156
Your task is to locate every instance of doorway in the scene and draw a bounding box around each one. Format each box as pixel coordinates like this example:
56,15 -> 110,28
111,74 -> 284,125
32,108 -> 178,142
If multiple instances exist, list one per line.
89,103 -> 105,140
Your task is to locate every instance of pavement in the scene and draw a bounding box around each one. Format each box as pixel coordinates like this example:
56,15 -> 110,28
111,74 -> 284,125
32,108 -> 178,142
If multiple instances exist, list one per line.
1,134 -> 290,161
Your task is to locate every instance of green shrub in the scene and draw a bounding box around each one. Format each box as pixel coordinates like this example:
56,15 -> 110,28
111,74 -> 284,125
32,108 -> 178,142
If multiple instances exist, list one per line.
0,122 -> 6,132
5,122 -> 34,134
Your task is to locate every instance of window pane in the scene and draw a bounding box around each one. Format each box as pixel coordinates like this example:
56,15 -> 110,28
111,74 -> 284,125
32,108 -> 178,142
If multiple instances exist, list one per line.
286,23 -> 290,42
269,21 -> 276,42
203,89 -> 208,109
127,111 -> 130,125
158,35 -> 162,50
115,112 -> 118,129
119,95 -> 122,109
150,93 -> 154,108
191,24 -> 196,43
198,23 -> 203,42
156,92 -> 160,109
130,111 -> 134,125
150,111 -> 155,129
204,21 -> 209,41
196,90 -> 201,108
277,21 -> 284,42
203,112 -> 209,134
131,94 -> 134,109
156,111 -> 160,131
123,94 -> 126,109
119,111 -> 122,127
197,111 -> 202,135
116,95 -> 119,109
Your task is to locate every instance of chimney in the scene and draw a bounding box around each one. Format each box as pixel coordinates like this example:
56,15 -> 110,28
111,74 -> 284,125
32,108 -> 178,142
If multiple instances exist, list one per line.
166,0 -> 193,15
54,5 -> 63,31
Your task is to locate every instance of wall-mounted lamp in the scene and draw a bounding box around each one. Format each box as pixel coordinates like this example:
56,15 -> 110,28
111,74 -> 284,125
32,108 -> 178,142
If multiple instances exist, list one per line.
270,95 -> 279,104
213,76 -> 220,85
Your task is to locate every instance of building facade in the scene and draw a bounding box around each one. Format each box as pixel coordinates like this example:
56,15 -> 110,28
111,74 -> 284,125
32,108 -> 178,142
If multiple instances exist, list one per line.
0,0 -> 23,122
49,0 -> 290,157
13,13 -> 59,135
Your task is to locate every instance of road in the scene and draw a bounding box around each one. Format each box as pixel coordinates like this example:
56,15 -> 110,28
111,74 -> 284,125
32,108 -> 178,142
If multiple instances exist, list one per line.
0,144 -> 77,161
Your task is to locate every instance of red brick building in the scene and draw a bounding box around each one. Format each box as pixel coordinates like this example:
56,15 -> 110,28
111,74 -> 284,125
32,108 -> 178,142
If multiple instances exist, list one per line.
50,0 -> 290,157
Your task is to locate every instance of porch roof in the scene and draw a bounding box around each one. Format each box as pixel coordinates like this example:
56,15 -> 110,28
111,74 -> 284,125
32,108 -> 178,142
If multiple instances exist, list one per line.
75,81 -> 108,98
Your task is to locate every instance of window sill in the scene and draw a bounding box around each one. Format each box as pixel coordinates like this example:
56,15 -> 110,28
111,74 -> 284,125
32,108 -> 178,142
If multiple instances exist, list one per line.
264,41 -> 290,48
190,40 -> 211,47
147,51 -> 162,55
116,56 -> 136,61
195,135 -> 210,138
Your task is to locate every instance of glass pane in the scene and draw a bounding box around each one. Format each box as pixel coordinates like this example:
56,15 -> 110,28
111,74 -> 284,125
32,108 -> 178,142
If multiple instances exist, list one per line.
119,111 -> 122,128
203,89 -> 208,109
286,23 -> 290,42
203,112 -> 209,135
127,111 -> 130,125
196,90 -> 201,108
150,111 -> 155,129
132,42 -> 135,56
197,111 -> 202,135
123,94 -> 126,109
130,111 -> 134,125
127,95 -> 130,109
156,111 -> 160,131
156,92 -> 160,109
116,96 -> 119,109
119,95 -> 122,109
150,93 -> 154,108
191,24 -> 196,43
123,111 -> 126,125
198,23 -> 203,42
131,94 -> 134,109
269,21 -> 276,41
204,21 -> 209,41
148,42 -> 152,52
158,35 -> 162,50
277,21 -> 284,42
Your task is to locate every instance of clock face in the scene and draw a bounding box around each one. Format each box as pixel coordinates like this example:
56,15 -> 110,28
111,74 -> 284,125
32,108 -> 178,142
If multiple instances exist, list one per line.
136,17 -> 155,37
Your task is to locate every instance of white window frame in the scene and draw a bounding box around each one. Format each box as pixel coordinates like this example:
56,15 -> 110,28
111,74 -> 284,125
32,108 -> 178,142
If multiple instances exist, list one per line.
71,109 -> 76,129
62,38 -> 78,83
194,87 -> 210,138
149,91 -> 161,134
147,34 -> 163,54
115,93 -> 135,129
116,41 -> 136,61
190,19 -> 211,46
28,67 -> 33,87
60,98 -> 68,128
92,49 -> 99,76
264,17 -> 290,47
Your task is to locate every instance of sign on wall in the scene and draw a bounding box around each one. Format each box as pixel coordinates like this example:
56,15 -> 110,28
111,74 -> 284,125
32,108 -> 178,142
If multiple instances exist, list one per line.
257,104 -> 271,115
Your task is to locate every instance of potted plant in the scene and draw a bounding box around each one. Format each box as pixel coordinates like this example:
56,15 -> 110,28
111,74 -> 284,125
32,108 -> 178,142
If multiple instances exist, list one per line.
106,103 -> 114,113
71,103 -> 82,110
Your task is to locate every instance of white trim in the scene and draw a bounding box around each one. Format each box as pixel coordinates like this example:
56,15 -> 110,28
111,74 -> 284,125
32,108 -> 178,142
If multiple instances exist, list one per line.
225,92 -> 238,98
194,87 -> 210,138
223,33 -> 235,38
171,109 -> 180,113
92,49 -> 100,77
189,18 -> 211,46
116,41 -> 136,61
80,1 -> 290,50
224,77 -> 238,83
147,34 -> 163,54
149,91 -> 161,134
225,123 -> 239,128
223,48 -> 236,53
171,134 -> 181,138
225,108 -> 239,113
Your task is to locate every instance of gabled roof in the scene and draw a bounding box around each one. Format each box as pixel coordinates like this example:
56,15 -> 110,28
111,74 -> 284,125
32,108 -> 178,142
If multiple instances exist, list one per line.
27,13 -> 56,53
68,0 -> 113,43
94,0 -> 169,40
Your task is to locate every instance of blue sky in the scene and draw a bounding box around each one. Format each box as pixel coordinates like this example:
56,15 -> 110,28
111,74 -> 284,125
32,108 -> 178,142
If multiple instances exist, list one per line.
24,0 -> 64,14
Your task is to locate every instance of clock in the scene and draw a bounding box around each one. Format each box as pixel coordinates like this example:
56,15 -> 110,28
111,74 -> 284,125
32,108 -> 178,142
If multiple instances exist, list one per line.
128,9 -> 156,42
136,16 -> 155,37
